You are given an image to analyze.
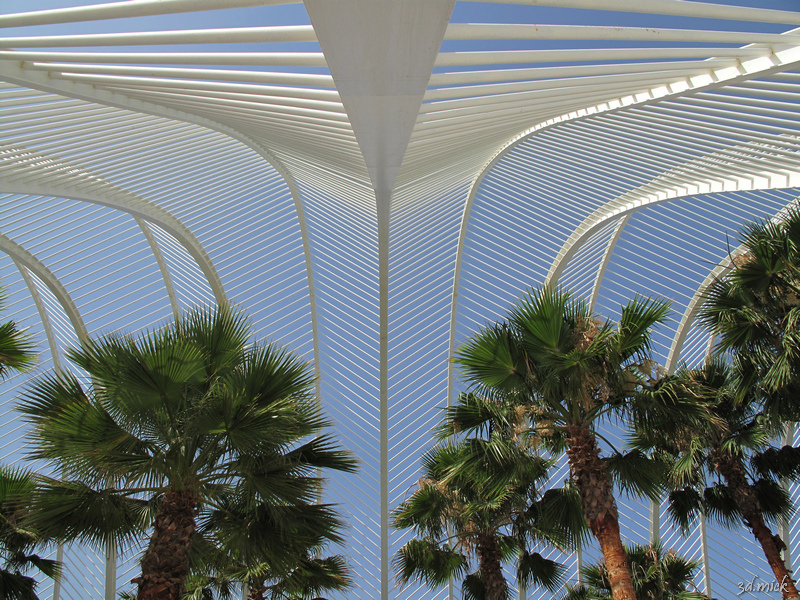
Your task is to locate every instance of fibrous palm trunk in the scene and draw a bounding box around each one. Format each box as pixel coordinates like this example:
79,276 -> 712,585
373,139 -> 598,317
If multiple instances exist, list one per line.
715,455 -> 799,599
477,532 -> 508,600
136,488 -> 198,600
247,578 -> 267,600
566,425 -> 637,600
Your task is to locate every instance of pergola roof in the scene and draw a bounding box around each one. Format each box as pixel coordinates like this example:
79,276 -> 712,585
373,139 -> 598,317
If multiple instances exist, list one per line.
1,1 -> 800,598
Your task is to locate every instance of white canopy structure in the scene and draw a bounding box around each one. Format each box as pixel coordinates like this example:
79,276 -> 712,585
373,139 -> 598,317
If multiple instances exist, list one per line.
1,1 -> 800,598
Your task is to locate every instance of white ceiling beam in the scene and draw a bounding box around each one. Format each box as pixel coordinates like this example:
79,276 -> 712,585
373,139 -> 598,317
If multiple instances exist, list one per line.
463,0 -> 800,26
444,23 -> 800,44
435,46 -> 768,67
0,50 -> 327,67
0,25 -> 316,47
0,0 -> 301,28
429,59 -> 735,87
26,63 -> 335,88
43,71 -> 340,102
303,5 -> 455,600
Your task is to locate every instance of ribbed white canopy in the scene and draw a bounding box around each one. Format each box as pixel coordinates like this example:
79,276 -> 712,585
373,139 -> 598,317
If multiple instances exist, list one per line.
1,1 -> 799,598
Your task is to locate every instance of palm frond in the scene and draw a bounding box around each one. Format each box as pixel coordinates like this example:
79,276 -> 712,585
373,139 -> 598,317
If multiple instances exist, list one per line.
455,324 -> 527,396
462,570 -> 487,600
605,450 -> 667,501
614,295 -> 671,362
517,550 -> 566,592
666,488 -> 703,534
702,484 -> 740,530
392,538 -> 467,588
751,445 -> 800,481
267,554 -> 353,599
27,479 -> 147,548
530,485 -> 588,550
753,478 -> 792,524
0,319 -> 36,380
0,569 -> 40,600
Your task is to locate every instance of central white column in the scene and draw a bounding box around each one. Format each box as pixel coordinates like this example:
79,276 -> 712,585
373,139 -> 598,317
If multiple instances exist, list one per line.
304,2 -> 455,597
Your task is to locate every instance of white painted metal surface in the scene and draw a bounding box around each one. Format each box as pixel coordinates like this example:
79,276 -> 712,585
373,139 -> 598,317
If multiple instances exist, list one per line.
1,1 -> 800,598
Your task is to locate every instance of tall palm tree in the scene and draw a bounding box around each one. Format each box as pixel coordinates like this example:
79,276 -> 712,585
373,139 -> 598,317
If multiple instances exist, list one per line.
699,205 -> 800,420
636,361 -> 800,599
561,542 -> 709,600
454,286 -> 697,600
393,392 -> 585,600
19,304 -> 356,600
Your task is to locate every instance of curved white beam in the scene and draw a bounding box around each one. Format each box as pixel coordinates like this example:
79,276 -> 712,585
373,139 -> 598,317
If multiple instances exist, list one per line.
136,217 -> 181,320
0,51 -> 327,67
434,47 -> 769,67
545,161 -> 800,288
444,23 -> 800,44
0,233 -> 88,342
665,249 -> 738,373
0,56 -> 323,417
0,146 -> 227,306
0,25 -> 316,47
25,63 -> 336,89
588,214 -> 629,313
15,262 -> 64,369
448,39 -> 800,405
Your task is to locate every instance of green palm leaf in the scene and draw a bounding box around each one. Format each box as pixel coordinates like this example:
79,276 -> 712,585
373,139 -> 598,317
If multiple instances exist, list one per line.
393,538 -> 467,588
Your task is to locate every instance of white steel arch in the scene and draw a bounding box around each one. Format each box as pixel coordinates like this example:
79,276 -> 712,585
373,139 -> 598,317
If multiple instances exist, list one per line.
0,145 -> 227,305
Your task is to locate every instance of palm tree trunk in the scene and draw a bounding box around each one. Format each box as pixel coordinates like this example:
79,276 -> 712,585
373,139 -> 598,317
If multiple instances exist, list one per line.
136,488 -> 199,600
247,577 -> 266,600
566,425 -> 636,600
476,532 -> 508,600
715,456 -> 799,599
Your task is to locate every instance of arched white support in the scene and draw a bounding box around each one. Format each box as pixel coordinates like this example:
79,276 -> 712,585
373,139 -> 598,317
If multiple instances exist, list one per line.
546,166 -> 800,289
1,176 -> 226,307
15,262 -> 64,370
0,57 -> 323,414
3,233 -> 100,600
447,39 -> 800,407
0,232 -> 88,341
665,250 -> 739,373
12,261 -> 68,600
588,215 -> 629,313
135,217 -> 180,320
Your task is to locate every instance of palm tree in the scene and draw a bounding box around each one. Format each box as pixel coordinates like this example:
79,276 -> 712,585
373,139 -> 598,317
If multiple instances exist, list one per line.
561,543 -> 709,600
699,205 -> 800,420
636,361 -> 800,599
0,466 -> 60,600
393,392 -> 584,600
453,286 -> 698,600
19,304 -> 356,600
